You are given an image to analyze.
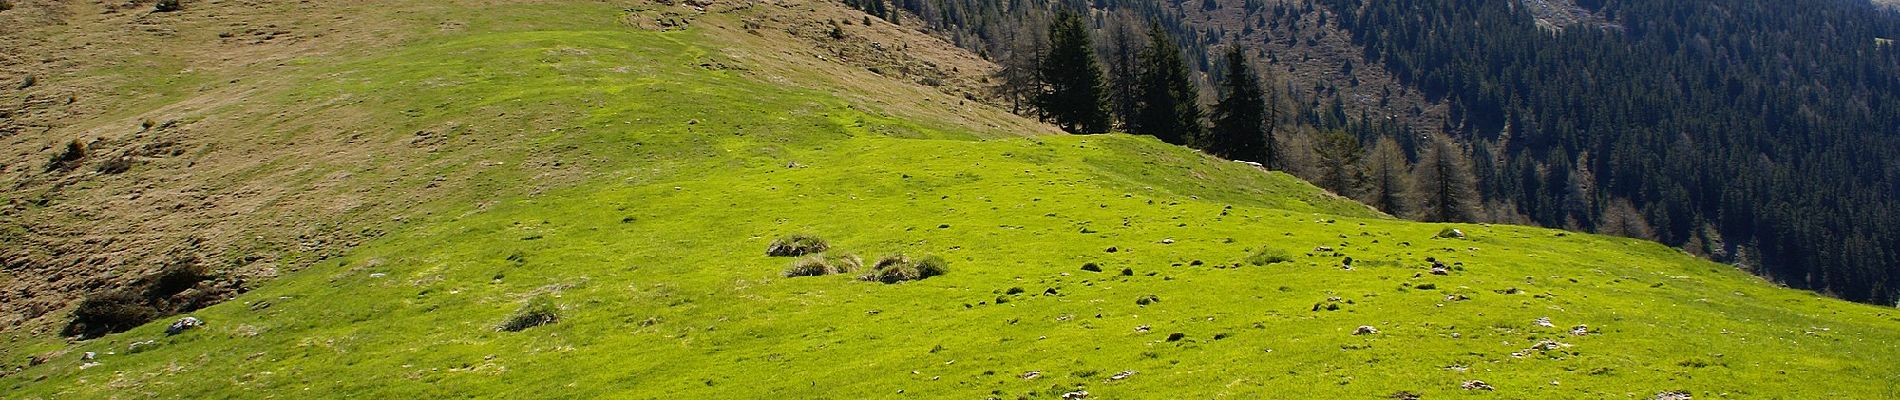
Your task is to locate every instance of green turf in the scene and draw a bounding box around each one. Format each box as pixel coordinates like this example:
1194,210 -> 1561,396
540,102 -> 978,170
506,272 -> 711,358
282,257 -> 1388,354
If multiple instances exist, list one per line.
6,3 -> 1900,399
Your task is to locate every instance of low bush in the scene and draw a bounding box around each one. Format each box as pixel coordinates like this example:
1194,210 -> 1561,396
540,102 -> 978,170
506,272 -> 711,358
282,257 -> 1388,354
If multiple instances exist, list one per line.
498,296 -> 559,332
1246,247 -> 1292,266
766,234 -> 829,257
782,253 -> 861,277
858,254 -> 948,284
44,140 -> 85,172
154,0 -> 181,12
62,261 -> 215,339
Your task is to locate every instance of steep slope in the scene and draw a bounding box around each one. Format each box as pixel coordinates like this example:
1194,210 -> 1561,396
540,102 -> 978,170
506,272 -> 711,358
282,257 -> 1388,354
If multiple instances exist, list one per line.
3,1 -> 1900,399
0,0 -> 1046,334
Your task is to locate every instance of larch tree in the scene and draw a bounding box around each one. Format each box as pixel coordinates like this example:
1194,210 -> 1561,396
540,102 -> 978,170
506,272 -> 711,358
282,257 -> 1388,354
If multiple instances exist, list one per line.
1356,136 -> 1410,216
1410,134 -> 1482,222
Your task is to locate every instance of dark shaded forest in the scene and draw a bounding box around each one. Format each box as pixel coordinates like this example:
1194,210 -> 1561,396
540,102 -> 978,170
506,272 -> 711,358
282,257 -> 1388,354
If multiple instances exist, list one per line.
1314,0 -> 1900,304
863,0 -> 1900,305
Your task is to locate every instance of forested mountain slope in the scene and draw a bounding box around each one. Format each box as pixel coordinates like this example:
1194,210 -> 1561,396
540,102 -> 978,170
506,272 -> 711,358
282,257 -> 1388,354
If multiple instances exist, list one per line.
884,0 -> 1900,306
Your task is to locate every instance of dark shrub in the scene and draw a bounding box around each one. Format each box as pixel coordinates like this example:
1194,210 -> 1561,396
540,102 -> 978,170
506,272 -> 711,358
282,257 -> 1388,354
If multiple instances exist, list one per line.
766,234 -> 829,257
914,255 -> 948,278
783,255 -> 831,277
154,0 -> 181,12
858,254 -> 947,284
1080,262 -> 1102,272
45,140 -> 86,172
498,296 -> 559,332
1246,247 -> 1292,266
62,260 -> 214,339
63,291 -> 159,339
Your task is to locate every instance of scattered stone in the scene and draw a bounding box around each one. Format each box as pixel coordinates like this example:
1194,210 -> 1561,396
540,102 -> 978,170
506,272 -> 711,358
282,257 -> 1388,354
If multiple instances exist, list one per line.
1020,371 -> 1041,380
1353,325 -> 1379,335
1160,238 -> 1175,244
166,317 -> 204,336
1314,246 -> 1334,253
1437,228 -> 1466,239
1571,325 -> 1592,336
1430,266 -> 1450,275
1444,294 -> 1469,302
1461,380 -> 1495,390
1534,317 -> 1555,328
1135,325 -> 1150,333
369,272 -> 387,278
1109,370 -> 1137,381
1389,391 -> 1422,400
82,352 -> 96,361
1653,391 -> 1692,400
79,362 -> 102,370
127,340 -> 159,353
1061,390 -> 1090,399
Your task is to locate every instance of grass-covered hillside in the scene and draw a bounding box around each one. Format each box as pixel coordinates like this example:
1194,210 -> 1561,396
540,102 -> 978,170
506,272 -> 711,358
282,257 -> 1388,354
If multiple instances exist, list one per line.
4,1 -> 1900,399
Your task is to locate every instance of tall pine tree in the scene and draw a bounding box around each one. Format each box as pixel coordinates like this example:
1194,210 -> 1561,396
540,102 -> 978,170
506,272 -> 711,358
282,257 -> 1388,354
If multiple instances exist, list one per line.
1130,22 -> 1204,145
1105,17 -> 1144,131
1209,47 -> 1269,164
1033,10 -> 1111,134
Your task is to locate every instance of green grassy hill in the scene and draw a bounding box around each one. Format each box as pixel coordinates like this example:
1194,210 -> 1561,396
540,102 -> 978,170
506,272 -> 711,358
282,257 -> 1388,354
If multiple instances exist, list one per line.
5,1 -> 1900,399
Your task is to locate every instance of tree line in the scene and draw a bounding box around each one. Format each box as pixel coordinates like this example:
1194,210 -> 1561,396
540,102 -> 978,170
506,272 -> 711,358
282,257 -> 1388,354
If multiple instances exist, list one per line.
1024,10 -> 1484,224
862,0 -> 1900,305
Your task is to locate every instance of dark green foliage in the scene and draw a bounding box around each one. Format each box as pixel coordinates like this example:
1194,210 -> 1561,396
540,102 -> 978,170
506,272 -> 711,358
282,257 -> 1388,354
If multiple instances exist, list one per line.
62,261 -> 214,339
766,234 -> 830,257
498,296 -> 559,332
1033,10 -> 1112,134
1209,48 -> 1270,164
1315,0 -> 1900,304
1246,247 -> 1291,266
1130,23 -> 1204,145
65,291 -> 159,339
1081,262 -> 1102,272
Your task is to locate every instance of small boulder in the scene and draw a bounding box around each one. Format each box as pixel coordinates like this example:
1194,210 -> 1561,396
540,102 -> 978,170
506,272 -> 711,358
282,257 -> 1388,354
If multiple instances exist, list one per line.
1534,317 -> 1555,328
166,317 -> 204,336
1570,325 -> 1592,336
1061,390 -> 1090,399
1653,391 -> 1692,400
1353,325 -> 1379,335
127,340 -> 159,353
1461,380 -> 1495,390
1437,228 -> 1466,239
1109,370 -> 1137,381
1019,371 -> 1041,380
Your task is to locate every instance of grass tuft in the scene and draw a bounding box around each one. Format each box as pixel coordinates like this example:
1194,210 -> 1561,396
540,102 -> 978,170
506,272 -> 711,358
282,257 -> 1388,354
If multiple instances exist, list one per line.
767,234 -> 830,257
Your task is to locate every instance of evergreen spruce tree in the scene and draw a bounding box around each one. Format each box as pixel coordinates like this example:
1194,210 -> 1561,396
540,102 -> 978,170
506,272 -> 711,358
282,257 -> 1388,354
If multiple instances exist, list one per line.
1131,23 -> 1204,145
1411,134 -> 1482,222
1033,10 -> 1112,134
1209,47 -> 1269,163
